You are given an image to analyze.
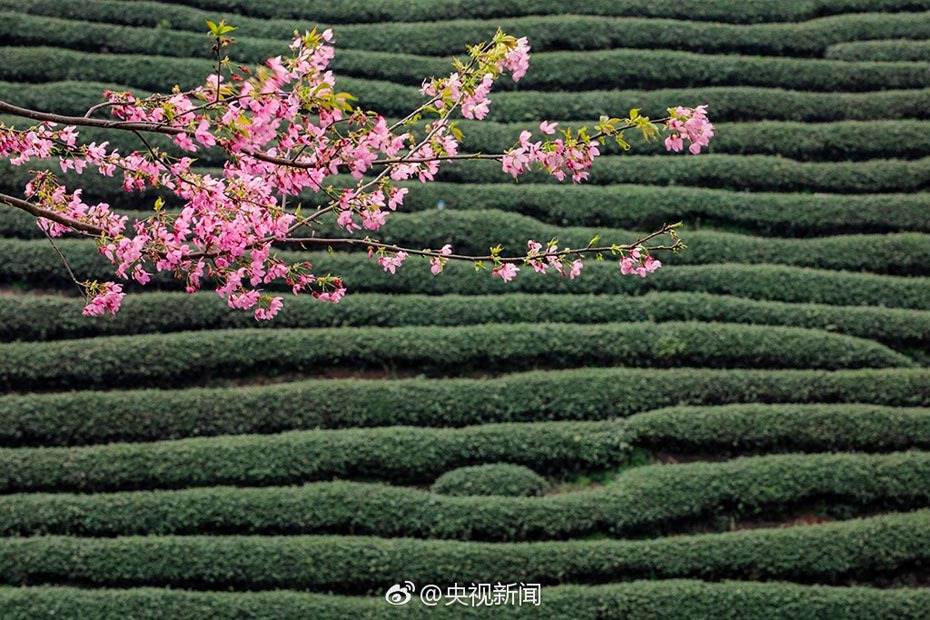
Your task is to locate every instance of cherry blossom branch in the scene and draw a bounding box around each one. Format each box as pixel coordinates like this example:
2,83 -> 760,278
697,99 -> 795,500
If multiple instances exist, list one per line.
0,100 -> 184,136
0,25 -> 714,320
0,191 -> 105,237
290,236 -> 682,262
290,222 -> 683,261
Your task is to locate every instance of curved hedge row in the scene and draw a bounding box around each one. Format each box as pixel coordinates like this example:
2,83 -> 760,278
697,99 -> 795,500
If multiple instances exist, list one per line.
2,322 -> 911,392
125,0 -> 930,24
432,156 -> 930,193
0,47 -> 213,92
454,119 -> 930,161
4,292 -> 930,348
393,183 -> 930,236
0,421 -> 631,492
1,510 -> 928,590
0,452 -> 928,540
354,81 -> 930,124
827,39 -> 930,61
519,50 -> 930,93
1,368 -> 929,446
4,240 -> 930,308
0,81 -> 148,117
626,404 -> 930,453
6,78 -> 930,124
4,581 -> 930,620
8,7 -> 930,57
9,10 -> 930,58
7,41 -> 930,95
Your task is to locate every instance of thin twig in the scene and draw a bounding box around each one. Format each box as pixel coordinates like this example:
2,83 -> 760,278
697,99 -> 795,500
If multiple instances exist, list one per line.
42,229 -> 86,297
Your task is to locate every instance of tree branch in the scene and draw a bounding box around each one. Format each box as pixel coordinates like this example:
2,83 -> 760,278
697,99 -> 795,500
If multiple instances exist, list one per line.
0,192 -> 105,237
0,100 -> 183,136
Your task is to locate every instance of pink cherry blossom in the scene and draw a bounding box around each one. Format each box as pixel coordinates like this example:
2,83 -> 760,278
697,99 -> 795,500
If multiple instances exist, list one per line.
254,296 -> 284,320
492,262 -> 519,282
82,282 -> 124,316
568,259 -> 584,279
378,251 -> 408,274
665,105 -> 714,155
539,121 -> 558,135
430,244 -> 453,275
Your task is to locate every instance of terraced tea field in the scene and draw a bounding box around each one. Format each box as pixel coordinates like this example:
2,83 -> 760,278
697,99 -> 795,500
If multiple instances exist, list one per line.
3,1 -> 930,618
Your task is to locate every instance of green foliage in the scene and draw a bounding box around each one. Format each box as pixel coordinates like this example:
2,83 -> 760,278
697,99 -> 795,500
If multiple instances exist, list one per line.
0,421 -> 630,492
1,368 -> 929,446
627,404 -> 930,452
0,452 -> 926,540
7,36 -> 930,94
431,155 -> 930,193
115,0 -> 930,24
3,292 -> 930,349
827,39 -> 930,61
2,581 -> 930,620
0,510 -> 927,590
392,183 -> 930,236
8,8 -> 930,58
0,322 -> 912,391
431,463 -> 550,497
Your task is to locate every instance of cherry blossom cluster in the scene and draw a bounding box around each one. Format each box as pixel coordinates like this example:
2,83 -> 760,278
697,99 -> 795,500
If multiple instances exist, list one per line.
664,105 -> 715,154
81,281 -> 125,316
24,171 -> 127,238
502,121 -> 602,183
620,247 -> 663,277
0,24 -> 711,320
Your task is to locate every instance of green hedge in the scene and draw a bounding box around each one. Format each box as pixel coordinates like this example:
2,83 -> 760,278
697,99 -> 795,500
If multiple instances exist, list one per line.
0,421 -> 630,492
119,0 -> 930,24
827,39 -> 930,61
7,39 -> 930,94
2,321 -> 911,392
0,47 -> 210,91
627,404 -> 930,453
0,81 -> 149,117
0,510 -> 928,589
452,119 -> 930,161
431,156 -> 930,193
4,292 -> 930,349
426,84 -> 930,124
4,240 -> 930,308
392,183 -> 930,236
0,452 -> 928,540
5,78 -> 930,123
3,581 -> 930,620
8,7 -> 930,57
517,50 -> 930,93
431,463 -> 550,497
1,368 -> 929,446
